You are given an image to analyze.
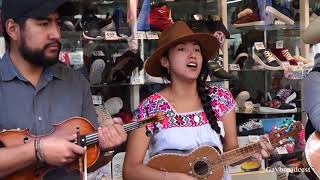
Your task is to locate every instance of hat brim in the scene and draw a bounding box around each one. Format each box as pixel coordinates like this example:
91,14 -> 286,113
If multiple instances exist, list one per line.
145,33 -> 219,77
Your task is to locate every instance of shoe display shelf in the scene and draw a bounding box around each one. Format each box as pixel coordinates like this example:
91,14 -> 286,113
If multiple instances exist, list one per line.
227,0 -> 312,126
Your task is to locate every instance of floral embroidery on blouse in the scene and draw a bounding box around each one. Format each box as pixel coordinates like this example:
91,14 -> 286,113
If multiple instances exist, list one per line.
134,86 -> 235,130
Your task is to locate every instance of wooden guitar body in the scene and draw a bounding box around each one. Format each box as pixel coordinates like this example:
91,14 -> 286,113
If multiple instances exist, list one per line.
147,122 -> 302,180
305,131 -> 320,179
0,117 -> 99,180
0,113 -> 165,180
147,145 -> 224,180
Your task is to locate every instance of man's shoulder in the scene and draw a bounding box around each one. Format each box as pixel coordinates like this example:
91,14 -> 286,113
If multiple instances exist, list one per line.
51,62 -> 88,84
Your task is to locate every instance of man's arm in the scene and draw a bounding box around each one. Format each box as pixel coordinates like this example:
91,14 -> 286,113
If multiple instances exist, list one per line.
0,142 -> 36,177
303,72 -> 320,131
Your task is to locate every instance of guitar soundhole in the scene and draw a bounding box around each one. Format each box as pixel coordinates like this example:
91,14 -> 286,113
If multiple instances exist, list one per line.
0,141 -> 4,148
194,160 -> 209,176
23,137 -> 29,143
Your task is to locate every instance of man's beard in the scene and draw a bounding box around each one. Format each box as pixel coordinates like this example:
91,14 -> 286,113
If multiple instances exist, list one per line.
19,38 -> 61,67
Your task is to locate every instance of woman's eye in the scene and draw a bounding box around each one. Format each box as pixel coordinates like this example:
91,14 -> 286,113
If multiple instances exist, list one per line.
195,48 -> 201,52
178,48 -> 185,51
39,22 -> 49,27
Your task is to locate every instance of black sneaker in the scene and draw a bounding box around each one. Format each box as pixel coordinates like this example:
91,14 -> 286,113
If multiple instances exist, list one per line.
208,59 -> 236,80
186,19 -> 208,33
81,13 -> 113,40
233,43 -> 249,69
206,15 -> 230,39
253,49 -> 282,70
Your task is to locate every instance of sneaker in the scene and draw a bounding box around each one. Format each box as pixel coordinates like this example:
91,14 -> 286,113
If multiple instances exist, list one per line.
235,91 -> 250,109
293,55 -> 314,68
208,60 -> 236,80
238,8 -> 253,19
234,11 -> 267,27
81,13 -> 113,40
265,5 -> 294,25
105,51 -> 144,83
62,20 -> 75,31
272,48 -> 299,66
274,85 -> 297,104
239,119 -> 263,132
233,44 -> 249,69
253,49 -> 282,70
206,15 -> 230,39
104,97 -> 123,116
149,3 -> 174,31
259,104 -> 297,113
89,59 -> 105,85
186,18 -> 208,33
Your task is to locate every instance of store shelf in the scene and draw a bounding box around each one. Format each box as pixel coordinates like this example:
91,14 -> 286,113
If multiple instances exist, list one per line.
90,79 -> 229,88
233,24 -> 300,31
236,107 -> 302,115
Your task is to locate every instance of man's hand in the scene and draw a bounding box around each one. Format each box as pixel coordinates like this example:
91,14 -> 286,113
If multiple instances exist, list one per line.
41,135 -> 85,166
98,117 -> 127,151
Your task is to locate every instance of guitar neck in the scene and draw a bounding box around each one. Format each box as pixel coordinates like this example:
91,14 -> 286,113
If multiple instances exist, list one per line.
221,143 -> 261,166
221,139 -> 283,166
78,116 -> 159,147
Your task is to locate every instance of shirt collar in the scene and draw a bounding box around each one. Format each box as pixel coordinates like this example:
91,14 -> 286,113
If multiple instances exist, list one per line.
0,52 -> 65,81
48,62 -> 66,80
0,52 -> 26,81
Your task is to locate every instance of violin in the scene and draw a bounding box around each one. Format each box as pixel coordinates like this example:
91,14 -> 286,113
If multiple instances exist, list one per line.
0,113 -> 165,180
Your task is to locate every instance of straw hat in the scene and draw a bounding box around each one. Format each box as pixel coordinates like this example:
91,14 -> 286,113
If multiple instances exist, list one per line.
145,21 -> 220,77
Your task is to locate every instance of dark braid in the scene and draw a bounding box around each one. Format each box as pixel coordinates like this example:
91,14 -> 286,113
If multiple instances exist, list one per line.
196,56 -> 224,144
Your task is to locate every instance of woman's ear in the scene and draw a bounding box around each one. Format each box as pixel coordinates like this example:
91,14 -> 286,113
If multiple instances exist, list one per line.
160,57 -> 169,69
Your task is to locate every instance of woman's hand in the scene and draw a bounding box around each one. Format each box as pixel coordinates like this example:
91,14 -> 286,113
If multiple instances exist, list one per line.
166,172 -> 197,180
256,134 -> 274,159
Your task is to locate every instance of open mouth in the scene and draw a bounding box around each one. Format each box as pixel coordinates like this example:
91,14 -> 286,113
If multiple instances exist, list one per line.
187,62 -> 197,68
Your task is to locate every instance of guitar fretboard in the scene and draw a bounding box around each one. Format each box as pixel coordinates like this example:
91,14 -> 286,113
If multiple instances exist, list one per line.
221,143 -> 261,166
77,116 -> 161,147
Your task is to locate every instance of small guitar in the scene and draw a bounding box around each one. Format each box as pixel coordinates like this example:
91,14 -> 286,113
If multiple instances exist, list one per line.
0,113 -> 165,180
147,121 -> 303,180
304,131 -> 320,179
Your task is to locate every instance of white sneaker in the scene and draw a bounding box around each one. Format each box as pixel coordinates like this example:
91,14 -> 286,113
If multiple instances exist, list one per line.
89,59 -> 105,85
239,119 -> 263,132
235,91 -> 250,109
104,97 -> 123,115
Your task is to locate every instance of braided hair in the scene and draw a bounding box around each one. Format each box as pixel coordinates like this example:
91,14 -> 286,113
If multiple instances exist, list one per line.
159,46 -> 224,143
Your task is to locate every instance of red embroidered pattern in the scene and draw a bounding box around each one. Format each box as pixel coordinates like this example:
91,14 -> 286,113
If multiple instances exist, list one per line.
134,86 -> 235,129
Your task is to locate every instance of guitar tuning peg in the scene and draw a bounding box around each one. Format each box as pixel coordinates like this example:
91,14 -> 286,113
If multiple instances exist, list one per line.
153,126 -> 159,134
145,127 -> 152,137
